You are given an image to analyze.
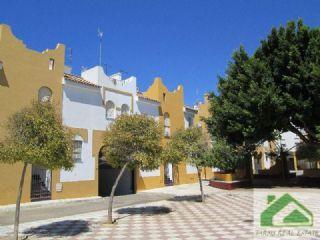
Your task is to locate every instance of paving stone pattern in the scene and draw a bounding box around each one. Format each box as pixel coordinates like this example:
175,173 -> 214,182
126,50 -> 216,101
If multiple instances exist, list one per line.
0,192 -> 254,240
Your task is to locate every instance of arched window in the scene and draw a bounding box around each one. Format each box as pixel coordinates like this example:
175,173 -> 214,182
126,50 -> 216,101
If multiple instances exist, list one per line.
164,112 -> 171,137
121,104 -> 130,115
106,101 -> 115,119
38,86 -> 52,102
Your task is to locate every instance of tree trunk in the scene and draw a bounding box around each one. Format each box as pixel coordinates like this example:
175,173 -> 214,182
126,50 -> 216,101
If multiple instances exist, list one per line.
107,162 -> 129,224
280,150 -> 288,180
196,166 -> 205,203
248,155 -> 254,183
13,162 -> 28,240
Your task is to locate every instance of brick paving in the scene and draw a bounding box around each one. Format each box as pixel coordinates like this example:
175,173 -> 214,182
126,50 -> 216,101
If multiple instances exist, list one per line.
0,192 -> 254,240
0,184 -> 319,239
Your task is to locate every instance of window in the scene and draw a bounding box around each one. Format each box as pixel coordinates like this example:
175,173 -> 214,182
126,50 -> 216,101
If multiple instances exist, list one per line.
73,140 -> 82,162
38,86 -> 52,102
106,101 -> 115,119
163,93 -> 166,102
164,112 -> 170,137
49,58 -> 55,70
121,104 -> 130,115
164,113 -> 170,126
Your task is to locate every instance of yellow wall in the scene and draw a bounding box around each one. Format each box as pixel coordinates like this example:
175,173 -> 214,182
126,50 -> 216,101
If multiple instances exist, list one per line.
136,166 -> 165,190
0,25 -> 104,205
142,77 -> 200,187
0,24 -> 65,205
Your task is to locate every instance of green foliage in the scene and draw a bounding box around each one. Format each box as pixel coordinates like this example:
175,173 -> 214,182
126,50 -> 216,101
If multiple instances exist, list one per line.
206,47 -> 283,146
255,19 -> 320,143
206,19 -> 320,148
296,143 -> 320,162
163,127 -> 211,168
296,126 -> 320,162
102,114 -> 163,170
208,138 -> 245,172
0,101 -> 73,170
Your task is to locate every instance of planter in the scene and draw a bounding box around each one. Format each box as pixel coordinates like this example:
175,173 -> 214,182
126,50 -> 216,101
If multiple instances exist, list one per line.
214,172 -> 238,182
209,179 -> 250,190
209,170 -> 249,190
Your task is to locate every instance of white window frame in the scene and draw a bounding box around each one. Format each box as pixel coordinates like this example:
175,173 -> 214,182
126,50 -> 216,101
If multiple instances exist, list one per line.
49,58 -> 55,70
73,136 -> 83,162
121,104 -> 130,115
164,113 -> 171,137
106,101 -> 115,119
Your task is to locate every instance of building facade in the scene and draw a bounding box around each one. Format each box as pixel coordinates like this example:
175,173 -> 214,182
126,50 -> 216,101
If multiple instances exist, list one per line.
0,24 -> 66,204
0,25 -> 215,205
253,131 -> 320,177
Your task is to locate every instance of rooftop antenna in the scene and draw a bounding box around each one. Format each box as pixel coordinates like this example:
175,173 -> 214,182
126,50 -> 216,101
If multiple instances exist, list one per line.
104,63 -> 108,74
98,28 -> 104,66
67,47 -> 72,66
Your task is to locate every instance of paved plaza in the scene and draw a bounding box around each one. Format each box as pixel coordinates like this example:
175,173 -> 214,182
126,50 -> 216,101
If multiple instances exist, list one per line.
0,183 -> 319,240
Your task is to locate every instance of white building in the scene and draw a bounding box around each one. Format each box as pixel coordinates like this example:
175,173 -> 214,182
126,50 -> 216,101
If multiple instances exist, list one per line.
183,105 -> 199,174
61,66 -> 160,196
253,131 -> 303,174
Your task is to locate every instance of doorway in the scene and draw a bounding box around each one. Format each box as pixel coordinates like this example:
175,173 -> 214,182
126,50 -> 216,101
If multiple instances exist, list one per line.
98,150 -> 135,197
30,165 -> 51,202
164,163 -> 174,186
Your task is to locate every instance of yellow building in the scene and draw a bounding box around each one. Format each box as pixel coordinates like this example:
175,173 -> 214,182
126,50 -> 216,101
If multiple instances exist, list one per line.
0,25 -> 215,205
0,25 -> 102,205
0,24 -> 66,204
141,78 -> 214,188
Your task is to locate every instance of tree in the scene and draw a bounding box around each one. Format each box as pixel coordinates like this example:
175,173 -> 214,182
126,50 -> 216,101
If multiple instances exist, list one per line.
206,19 -> 320,176
0,101 -> 73,240
209,138 -> 245,173
296,126 -> 320,165
254,19 -> 320,144
102,114 -> 162,224
163,127 -> 211,202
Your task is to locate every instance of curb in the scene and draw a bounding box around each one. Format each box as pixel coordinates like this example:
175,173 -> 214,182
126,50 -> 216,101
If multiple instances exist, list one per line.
0,196 -> 103,213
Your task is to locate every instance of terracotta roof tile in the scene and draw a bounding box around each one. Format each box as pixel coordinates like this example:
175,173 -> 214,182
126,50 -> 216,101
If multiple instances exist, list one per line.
64,73 -> 100,88
137,92 -> 160,103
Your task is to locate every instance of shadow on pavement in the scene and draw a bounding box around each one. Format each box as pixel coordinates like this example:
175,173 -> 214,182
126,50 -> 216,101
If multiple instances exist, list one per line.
117,206 -> 172,216
167,195 -> 207,202
23,220 -> 89,237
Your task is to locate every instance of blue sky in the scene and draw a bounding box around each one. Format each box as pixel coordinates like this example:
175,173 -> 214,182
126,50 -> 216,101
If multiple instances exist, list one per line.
2,0 -> 320,105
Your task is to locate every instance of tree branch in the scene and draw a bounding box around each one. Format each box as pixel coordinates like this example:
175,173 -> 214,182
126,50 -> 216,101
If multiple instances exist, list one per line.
288,123 -> 310,143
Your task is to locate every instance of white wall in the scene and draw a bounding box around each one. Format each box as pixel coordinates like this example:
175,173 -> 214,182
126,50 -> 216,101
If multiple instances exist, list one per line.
136,98 -> 159,118
186,164 -> 198,174
258,131 -> 301,171
60,130 -> 95,182
62,66 -> 158,182
104,90 -> 132,116
140,168 -> 161,177
136,97 -> 160,177
278,131 -> 301,152
62,80 -> 106,131
81,66 -> 137,97
62,66 -> 167,182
